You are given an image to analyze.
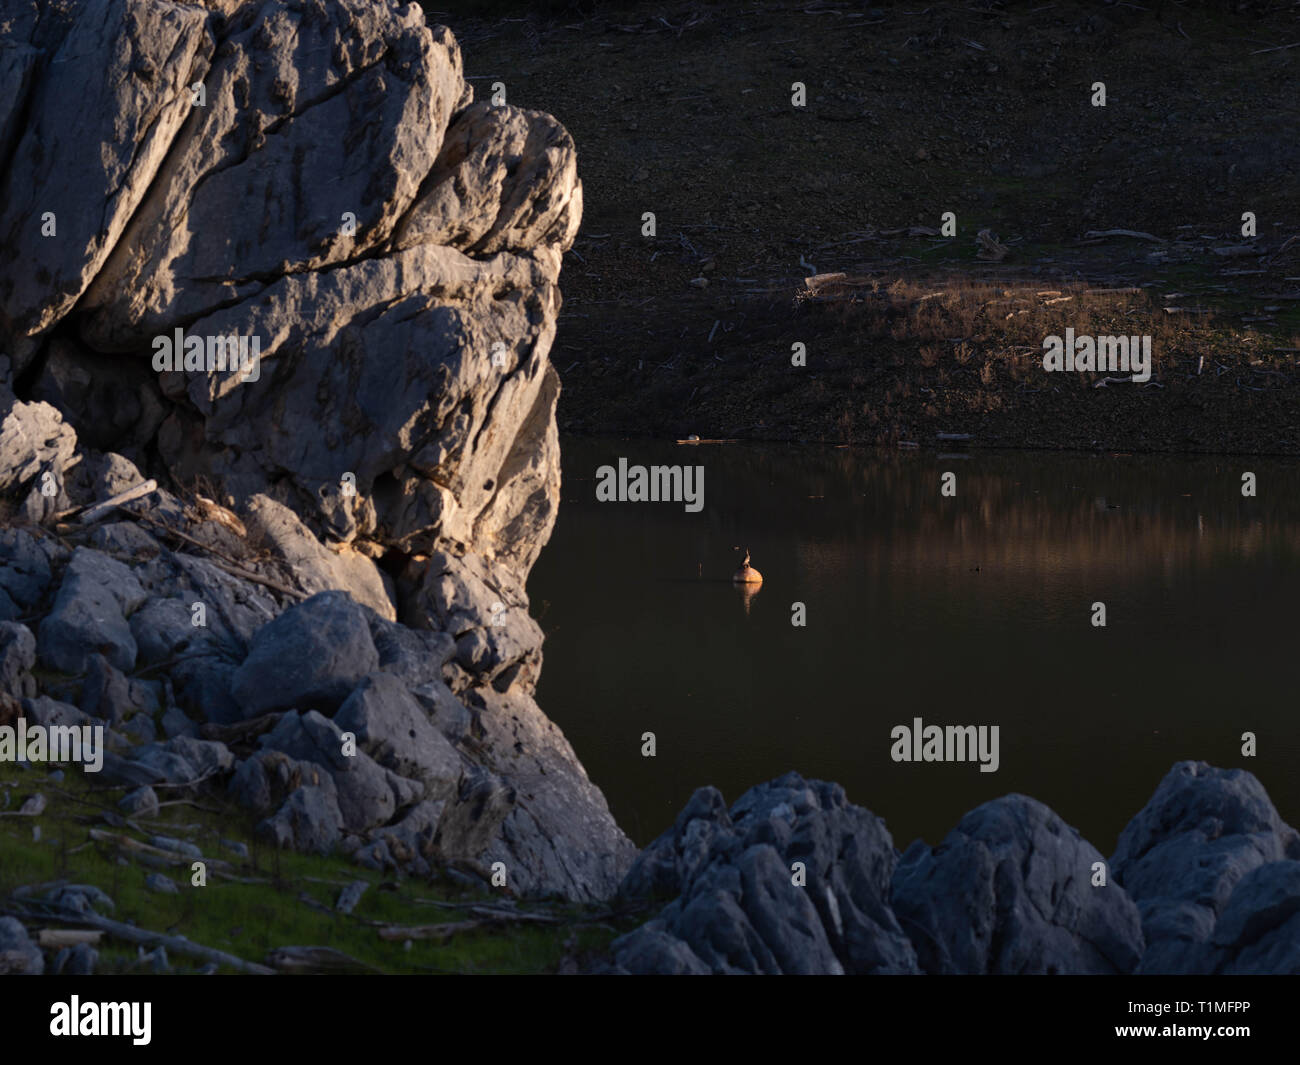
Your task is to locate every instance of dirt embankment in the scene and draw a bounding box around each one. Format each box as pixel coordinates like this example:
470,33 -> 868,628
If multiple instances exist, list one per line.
437,0 -> 1300,454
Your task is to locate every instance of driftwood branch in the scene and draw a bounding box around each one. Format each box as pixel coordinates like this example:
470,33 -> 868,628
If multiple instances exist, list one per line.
265,946 -> 381,974
1250,41 -> 1300,55
87,827 -> 231,869
6,902 -> 273,974
1082,229 -> 1166,243
55,480 -> 158,524
377,906 -> 564,942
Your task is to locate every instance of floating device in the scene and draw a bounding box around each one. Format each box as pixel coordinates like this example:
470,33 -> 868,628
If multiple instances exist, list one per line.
732,548 -> 763,585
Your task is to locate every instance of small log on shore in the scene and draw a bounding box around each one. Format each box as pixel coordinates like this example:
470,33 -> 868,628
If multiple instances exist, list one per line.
265,946 -> 381,974
37,929 -> 104,948
1082,229 -> 1166,243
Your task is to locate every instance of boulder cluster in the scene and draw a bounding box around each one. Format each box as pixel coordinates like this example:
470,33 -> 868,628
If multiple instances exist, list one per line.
610,763 -> 1300,974
0,0 -> 629,904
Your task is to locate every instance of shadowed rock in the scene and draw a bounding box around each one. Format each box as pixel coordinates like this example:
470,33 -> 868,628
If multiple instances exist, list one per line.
892,795 -> 1144,974
334,671 -> 463,796
1111,760 -> 1300,974
231,591 -> 379,717
614,773 -> 919,974
0,916 -> 44,975
38,548 -> 146,674
1204,861 -> 1300,974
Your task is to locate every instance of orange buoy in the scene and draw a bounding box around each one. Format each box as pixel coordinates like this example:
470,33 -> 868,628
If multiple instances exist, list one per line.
732,548 -> 763,584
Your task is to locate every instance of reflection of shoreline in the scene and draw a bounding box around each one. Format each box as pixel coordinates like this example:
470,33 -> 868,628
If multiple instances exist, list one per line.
793,509 -> 1300,584
559,439 -> 1300,578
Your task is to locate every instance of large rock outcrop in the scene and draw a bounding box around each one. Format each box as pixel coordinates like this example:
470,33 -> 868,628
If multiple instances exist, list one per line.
1,0 -> 577,604
0,0 -> 632,901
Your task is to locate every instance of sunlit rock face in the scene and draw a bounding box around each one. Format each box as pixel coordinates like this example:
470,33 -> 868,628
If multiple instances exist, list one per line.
2,0 -> 577,595
0,0 -> 632,900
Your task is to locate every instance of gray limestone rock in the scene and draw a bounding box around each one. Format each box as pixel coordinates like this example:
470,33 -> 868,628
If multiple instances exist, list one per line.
0,916 -> 43,974
1111,761 -> 1300,974
615,774 -> 918,974
232,591 -> 379,717
38,547 -> 146,674
892,795 -> 1144,975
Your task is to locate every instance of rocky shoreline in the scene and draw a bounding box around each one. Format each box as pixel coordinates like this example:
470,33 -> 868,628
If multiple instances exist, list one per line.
609,762 -> 1300,975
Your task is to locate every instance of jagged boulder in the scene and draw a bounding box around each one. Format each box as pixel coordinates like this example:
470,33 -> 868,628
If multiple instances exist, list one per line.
79,1 -> 465,348
0,916 -> 44,975
393,100 -> 582,258
1111,760 -> 1300,974
334,672 -> 463,796
892,795 -> 1144,975
0,621 -> 36,698
0,0 -> 212,359
0,391 -> 79,499
259,785 -> 345,856
258,709 -> 421,833
0,527 -> 61,620
242,495 -> 395,621
231,591 -> 379,718
129,736 -> 235,786
613,774 -> 919,974
229,748 -> 334,815
476,686 -> 635,903
1203,860 -> 1300,974
1,0 -> 577,585
402,550 -> 545,692
37,548 -> 147,674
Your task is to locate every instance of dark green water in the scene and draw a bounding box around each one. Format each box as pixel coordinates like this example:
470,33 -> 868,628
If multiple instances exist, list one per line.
529,438 -> 1300,852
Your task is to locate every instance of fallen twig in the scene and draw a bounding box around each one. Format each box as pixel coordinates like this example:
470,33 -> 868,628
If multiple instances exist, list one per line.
131,512 -> 306,601
88,827 -> 231,869
265,946 -> 381,975
377,906 -> 566,942
1250,41 -> 1300,55
199,713 -> 283,746
55,480 -> 158,524
1082,229 -> 1166,243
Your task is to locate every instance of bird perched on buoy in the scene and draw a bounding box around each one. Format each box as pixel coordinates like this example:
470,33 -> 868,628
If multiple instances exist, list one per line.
732,547 -> 763,584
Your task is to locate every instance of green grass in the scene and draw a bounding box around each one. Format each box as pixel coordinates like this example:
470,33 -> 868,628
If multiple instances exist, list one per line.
0,760 -> 640,974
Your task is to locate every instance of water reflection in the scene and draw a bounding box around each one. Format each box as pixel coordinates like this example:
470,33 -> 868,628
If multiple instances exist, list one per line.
733,581 -> 760,614
530,438 -> 1300,850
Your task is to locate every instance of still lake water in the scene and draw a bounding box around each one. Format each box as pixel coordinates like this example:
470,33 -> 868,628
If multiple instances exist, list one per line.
529,437 -> 1300,852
